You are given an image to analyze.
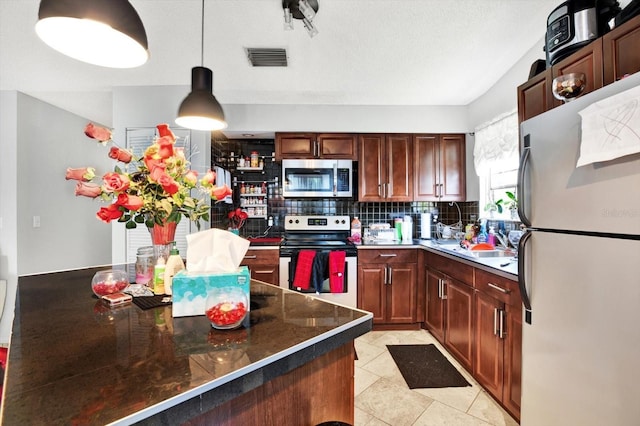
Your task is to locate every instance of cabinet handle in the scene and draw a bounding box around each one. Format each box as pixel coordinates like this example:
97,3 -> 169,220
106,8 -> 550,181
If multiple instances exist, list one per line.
254,270 -> 273,274
498,309 -> 506,339
386,183 -> 390,199
388,266 -> 393,285
488,282 -> 510,294
439,279 -> 447,300
244,255 -> 257,259
384,266 -> 388,285
379,253 -> 397,257
494,308 -> 499,336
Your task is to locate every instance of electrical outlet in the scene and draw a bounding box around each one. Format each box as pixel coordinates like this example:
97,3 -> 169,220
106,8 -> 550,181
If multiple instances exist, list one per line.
33,216 -> 41,228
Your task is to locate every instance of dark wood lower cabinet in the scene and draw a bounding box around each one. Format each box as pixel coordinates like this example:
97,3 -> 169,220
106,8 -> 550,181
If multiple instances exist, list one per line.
423,252 -> 522,421
241,249 -> 279,285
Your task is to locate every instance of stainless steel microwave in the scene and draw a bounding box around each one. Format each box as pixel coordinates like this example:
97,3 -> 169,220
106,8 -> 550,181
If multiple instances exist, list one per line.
282,159 -> 353,198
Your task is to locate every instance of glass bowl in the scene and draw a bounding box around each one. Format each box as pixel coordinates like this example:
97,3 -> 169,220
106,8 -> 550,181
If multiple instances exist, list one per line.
91,269 -> 129,297
552,73 -> 586,102
205,287 -> 248,330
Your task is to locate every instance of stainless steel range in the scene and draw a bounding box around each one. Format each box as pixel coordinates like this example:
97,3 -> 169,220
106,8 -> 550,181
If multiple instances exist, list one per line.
279,215 -> 358,307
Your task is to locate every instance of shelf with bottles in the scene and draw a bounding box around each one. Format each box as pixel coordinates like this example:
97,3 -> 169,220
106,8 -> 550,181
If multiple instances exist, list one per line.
241,205 -> 268,219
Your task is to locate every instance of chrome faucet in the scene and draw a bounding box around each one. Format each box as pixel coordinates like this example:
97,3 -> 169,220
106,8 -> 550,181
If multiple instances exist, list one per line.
495,231 -> 510,249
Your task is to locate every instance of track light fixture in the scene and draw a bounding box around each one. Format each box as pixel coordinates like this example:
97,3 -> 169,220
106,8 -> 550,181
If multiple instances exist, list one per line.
35,0 -> 149,68
282,0 -> 319,38
176,0 -> 227,131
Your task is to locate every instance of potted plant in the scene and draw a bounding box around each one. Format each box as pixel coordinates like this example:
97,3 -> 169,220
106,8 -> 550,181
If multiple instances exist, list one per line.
484,198 -> 504,218
504,191 -> 518,220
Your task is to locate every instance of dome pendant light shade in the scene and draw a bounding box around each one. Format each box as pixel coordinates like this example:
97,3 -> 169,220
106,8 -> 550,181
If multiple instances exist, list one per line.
35,0 -> 149,68
176,67 -> 227,131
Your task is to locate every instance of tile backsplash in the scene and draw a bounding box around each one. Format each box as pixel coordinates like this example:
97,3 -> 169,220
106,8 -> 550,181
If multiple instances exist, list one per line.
210,138 -> 520,239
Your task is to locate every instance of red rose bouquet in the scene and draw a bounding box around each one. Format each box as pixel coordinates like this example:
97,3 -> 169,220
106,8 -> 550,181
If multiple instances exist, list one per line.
66,123 -> 232,229
228,208 -> 249,230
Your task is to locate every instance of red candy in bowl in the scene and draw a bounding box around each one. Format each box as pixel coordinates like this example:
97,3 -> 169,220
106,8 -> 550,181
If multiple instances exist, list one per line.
205,287 -> 248,330
91,269 -> 129,297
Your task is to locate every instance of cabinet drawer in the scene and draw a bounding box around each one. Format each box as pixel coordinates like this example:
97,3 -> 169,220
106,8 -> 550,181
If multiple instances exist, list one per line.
358,249 -> 417,264
242,249 -> 279,265
425,251 -> 473,284
475,269 -> 519,307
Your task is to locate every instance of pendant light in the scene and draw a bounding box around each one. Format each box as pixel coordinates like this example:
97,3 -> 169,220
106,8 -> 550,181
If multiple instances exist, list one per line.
176,0 -> 227,131
35,0 -> 149,68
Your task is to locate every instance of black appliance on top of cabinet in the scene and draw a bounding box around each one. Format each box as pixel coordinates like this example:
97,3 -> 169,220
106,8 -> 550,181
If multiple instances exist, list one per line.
545,0 -> 620,66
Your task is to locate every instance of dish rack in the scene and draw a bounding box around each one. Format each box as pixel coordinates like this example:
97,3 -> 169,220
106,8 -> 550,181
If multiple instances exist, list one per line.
435,221 -> 463,240
366,223 -> 397,241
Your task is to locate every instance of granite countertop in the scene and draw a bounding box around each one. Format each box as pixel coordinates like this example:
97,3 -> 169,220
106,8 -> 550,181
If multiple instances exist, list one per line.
2,266 -> 372,425
358,239 -> 518,278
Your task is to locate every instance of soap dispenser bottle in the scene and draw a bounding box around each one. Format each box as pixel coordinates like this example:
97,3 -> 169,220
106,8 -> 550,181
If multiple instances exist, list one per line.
488,226 -> 496,247
164,242 -> 185,296
153,257 -> 166,295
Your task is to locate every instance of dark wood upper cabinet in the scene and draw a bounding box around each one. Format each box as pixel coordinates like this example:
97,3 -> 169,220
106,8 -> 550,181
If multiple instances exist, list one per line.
603,14 -> 640,85
551,38 -> 603,108
517,68 -> 553,123
358,134 -> 413,202
275,133 -> 357,160
518,15 -> 640,123
414,134 -> 465,202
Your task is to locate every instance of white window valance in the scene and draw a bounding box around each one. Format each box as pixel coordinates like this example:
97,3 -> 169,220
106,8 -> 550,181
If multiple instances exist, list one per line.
473,110 -> 519,176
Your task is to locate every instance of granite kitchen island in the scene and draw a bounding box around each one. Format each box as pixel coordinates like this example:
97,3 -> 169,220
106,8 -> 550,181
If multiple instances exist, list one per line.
1,265 -> 372,425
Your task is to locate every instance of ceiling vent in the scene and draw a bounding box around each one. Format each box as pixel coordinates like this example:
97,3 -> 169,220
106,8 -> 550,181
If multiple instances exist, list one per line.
245,48 -> 288,67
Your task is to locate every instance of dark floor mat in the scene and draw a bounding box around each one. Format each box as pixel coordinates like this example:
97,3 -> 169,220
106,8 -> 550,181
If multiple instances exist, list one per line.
132,295 -> 172,310
387,344 -> 470,389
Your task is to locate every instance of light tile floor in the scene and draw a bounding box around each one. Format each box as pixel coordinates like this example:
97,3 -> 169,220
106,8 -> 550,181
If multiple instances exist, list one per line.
354,329 -> 519,426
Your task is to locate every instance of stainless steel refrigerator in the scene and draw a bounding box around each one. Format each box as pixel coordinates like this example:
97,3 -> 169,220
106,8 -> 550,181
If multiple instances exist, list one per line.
518,72 -> 640,425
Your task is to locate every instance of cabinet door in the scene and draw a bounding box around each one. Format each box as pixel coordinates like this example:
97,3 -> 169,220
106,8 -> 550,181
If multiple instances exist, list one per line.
358,264 -> 386,323
439,134 -> 466,201
414,134 -> 439,200
503,304 -> 522,422
474,290 -> 504,401
241,250 -> 279,285
424,267 -> 445,343
552,38 -> 603,108
603,15 -> 640,85
517,68 -> 553,123
387,263 -> 417,323
386,134 -> 413,201
444,278 -> 474,371
275,133 -> 316,159
317,134 -> 358,160
358,134 -> 385,201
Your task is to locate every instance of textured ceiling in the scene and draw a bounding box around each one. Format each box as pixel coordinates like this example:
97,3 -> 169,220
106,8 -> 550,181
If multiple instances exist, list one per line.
0,0 -> 562,127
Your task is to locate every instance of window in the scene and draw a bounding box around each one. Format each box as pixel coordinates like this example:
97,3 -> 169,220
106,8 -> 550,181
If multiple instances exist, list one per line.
473,110 -> 519,220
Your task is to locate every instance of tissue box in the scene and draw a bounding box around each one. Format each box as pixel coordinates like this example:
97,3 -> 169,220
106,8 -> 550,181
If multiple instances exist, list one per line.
171,266 -> 251,318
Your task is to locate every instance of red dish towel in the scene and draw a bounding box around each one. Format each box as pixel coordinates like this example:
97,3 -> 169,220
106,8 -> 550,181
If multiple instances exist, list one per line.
329,251 -> 346,293
293,250 -> 316,290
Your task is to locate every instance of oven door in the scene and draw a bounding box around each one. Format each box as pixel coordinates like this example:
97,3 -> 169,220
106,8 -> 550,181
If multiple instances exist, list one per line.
282,159 -> 352,198
279,251 -> 357,308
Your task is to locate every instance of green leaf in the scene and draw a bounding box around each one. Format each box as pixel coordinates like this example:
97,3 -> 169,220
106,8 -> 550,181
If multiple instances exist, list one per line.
125,221 -> 137,229
134,215 -> 145,223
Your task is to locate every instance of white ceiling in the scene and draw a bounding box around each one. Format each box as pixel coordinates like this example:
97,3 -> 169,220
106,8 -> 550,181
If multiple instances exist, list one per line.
0,0 -> 561,130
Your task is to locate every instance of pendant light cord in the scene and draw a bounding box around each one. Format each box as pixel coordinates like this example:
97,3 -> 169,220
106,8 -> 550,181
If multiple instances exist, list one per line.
200,0 -> 205,67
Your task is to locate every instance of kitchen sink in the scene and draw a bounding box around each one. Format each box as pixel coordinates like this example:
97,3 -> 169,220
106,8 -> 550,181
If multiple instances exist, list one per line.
470,249 -> 516,258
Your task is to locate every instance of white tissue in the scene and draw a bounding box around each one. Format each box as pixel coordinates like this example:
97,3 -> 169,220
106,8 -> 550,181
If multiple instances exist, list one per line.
185,228 -> 250,273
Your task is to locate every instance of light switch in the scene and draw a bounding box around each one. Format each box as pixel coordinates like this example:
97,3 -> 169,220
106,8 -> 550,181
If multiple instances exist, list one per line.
33,216 -> 41,228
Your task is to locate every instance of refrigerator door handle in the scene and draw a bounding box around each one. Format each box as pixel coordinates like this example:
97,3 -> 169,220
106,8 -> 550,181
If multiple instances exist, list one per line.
518,230 -> 533,324
517,135 -> 532,228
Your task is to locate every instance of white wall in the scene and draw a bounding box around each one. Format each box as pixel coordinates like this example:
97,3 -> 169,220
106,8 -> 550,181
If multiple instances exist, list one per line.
0,91 -> 113,344
0,91 -> 18,345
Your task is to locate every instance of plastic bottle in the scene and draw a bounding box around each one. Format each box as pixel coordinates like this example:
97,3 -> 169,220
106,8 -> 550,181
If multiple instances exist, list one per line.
153,257 -> 166,295
477,219 -> 488,243
351,217 -> 362,244
164,242 -> 185,296
488,226 -> 496,247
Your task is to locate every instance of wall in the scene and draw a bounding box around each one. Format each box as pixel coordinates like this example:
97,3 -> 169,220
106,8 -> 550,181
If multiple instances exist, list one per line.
0,91 -> 18,345
0,91 -> 113,344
